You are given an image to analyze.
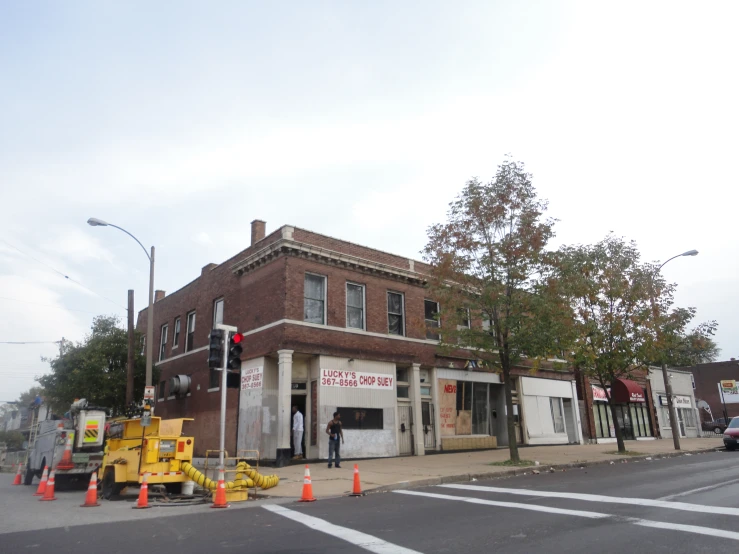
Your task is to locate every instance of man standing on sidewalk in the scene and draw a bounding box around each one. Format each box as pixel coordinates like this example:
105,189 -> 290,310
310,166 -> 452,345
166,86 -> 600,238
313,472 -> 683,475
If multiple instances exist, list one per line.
326,411 -> 344,468
292,405 -> 304,459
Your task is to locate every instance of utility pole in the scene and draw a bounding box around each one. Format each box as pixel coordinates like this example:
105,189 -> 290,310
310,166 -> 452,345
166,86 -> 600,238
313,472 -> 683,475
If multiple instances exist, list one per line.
127,289 -> 135,406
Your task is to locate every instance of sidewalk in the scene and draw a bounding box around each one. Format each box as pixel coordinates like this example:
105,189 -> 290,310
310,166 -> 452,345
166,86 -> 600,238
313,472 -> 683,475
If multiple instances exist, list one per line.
264,438 -> 726,499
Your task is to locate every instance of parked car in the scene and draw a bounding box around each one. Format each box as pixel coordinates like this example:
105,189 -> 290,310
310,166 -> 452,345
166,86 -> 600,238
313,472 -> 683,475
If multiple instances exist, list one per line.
702,418 -> 730,434
724,417 -> 739,451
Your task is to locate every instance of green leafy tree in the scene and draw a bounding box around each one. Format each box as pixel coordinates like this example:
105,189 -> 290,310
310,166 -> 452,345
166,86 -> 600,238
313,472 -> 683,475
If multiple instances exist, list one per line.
38,316 -> 152,416
0,430 -> 25,450
645,305 -> 719,368
557,235 -> 660,454
423,159 -> 568,463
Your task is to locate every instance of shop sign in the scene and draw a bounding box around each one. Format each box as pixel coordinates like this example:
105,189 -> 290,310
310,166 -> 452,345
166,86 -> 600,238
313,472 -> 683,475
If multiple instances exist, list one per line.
241,366 -> 263,390
320,369 -> 394,390
658,395 -> 692,408
438,379 -> 457,436
718,381 -> 739,404
591,385 -> 610,402
720,380 -> 737,393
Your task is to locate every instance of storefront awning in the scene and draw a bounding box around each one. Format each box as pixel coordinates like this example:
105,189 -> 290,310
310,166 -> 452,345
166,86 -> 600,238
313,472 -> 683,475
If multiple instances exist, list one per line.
612,379 -> 645,403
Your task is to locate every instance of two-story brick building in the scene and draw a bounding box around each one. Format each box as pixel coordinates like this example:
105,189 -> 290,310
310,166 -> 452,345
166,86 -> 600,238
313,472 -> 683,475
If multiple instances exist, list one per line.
138,221 -> 583,465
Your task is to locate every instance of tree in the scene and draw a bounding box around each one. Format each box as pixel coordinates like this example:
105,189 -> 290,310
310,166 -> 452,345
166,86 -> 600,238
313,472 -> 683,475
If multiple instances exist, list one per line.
646,307 -> 718,368
0,430 -> 25,450
557,235 -> 659,454
423,159 -> 565,463
38,316 -> 152,416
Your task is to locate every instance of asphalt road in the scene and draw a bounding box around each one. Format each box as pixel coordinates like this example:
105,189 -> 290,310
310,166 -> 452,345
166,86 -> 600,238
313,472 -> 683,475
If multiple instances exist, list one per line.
2,450 -> 738,553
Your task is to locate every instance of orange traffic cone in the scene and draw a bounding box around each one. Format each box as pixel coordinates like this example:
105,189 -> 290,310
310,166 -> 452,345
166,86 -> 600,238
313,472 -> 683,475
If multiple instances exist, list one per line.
133,473 -> 150,509
40,470 -> 57,501
211,467 -> 229,509
349,464 -> 364,497
298,465 -> 316,502
34,466 -> 49,496
80,471 -> 100,507
57,437 -> 74,470
12,463 -> 22,485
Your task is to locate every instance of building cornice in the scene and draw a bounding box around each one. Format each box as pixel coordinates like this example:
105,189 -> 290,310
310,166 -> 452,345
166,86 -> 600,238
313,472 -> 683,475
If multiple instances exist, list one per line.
231,236 -> 427,285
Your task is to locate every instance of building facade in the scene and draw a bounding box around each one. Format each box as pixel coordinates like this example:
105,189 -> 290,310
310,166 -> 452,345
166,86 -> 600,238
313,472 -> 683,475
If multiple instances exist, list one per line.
686,360 -> 739,422
647,368 -> 700,439
139,221 -> 583,464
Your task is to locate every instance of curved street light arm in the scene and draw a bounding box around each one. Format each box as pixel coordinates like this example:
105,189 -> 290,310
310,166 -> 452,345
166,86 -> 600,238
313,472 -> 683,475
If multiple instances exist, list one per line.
658,254 -> 682,271
107,224 -> 151,261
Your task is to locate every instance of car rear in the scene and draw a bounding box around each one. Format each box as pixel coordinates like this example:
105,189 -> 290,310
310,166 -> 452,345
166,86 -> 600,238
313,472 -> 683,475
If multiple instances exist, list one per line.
724,417 -> 739,451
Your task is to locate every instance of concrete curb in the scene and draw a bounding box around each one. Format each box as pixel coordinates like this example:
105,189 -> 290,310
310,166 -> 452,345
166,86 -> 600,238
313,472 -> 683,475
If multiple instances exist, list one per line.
368,446 -> 725,495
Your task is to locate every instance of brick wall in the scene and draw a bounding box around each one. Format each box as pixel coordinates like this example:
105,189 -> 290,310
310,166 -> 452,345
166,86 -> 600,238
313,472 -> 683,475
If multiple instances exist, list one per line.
688,361 -> 739,420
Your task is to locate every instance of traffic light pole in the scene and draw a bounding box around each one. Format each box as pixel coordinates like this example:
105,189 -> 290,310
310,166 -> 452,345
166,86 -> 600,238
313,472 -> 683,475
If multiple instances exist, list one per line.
215,324 -> 237,471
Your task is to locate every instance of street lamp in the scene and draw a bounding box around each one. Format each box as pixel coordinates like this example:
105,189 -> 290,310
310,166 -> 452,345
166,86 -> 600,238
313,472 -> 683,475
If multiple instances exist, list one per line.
87,218 -> 155,389
652,249 -> 699,451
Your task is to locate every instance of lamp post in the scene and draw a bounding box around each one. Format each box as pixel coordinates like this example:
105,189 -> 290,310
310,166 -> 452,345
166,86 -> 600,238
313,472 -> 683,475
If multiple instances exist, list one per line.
87,218 -> 155,388
652,249 -> 698,451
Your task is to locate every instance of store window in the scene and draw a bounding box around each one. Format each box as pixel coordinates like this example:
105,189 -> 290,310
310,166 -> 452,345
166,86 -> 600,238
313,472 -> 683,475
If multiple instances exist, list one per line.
550,398 -> 565,434
387,292 -> 405,336
424,300 -> 440,340
346,283 -> 365,330
304,274 -> 326,324
396,367 -> 410,398
338,408 -> 383,430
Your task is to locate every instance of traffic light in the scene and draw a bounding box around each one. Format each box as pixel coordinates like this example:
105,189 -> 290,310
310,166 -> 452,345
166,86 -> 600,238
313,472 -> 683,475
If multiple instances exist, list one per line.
208,329 -> 225,368
227,332 -> 243,371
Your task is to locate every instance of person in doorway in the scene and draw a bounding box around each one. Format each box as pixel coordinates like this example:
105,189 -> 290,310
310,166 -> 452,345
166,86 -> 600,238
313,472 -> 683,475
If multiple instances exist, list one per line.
292,405 -> 304,459
325,411 -> 344,468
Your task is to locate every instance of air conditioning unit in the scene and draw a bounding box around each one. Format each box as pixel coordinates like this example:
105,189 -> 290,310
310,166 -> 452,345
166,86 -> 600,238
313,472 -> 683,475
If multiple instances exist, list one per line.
169,375 -> 192,397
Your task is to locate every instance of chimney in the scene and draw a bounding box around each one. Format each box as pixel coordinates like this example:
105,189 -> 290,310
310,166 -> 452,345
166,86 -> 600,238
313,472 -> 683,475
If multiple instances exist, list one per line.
251,220 -> 266,246
201,263 -> 217,276
154,290 -> 166,302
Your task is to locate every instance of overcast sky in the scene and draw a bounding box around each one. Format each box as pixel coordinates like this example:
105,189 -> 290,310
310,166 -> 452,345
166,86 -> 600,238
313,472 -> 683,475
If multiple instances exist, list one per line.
1,1 -> 737,402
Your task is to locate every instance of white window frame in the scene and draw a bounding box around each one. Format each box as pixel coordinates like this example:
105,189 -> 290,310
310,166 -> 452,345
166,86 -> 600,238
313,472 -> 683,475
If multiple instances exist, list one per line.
213,298 -> 224,327
345,282 -> 366,331
304,272 -> 327,325
387,291 -> 405,337
159,324 -> 168,362
172,317 -> 181,349
186,311 -> 196,352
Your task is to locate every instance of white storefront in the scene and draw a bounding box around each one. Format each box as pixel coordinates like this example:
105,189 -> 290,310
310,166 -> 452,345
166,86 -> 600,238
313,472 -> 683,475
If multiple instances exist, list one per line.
519,376 -> 583,445
648,367 -> 700,439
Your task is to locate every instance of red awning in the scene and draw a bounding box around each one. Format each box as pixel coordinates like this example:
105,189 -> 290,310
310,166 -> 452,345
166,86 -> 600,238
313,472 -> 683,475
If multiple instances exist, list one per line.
612,379 -> 646,403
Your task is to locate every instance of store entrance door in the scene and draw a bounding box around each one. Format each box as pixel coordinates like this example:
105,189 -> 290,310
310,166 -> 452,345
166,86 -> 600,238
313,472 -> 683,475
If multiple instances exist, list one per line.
397,405 -> 414,456
614,405 -> 636,440
677,409 -> 686,437
290,394 -> 306,458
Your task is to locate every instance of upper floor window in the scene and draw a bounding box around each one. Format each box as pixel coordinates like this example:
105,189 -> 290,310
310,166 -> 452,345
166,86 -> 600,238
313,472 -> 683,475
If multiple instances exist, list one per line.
304,273 -> 326,325
346,283 -> 365,330
159,324 -> 168,361
186,311 -> 196,352
424,300 -> 440,340
387,292 -> 405,336
173,317 -> 181,348
482,312 -> 493,334
457,308 -> 470,329
213,298 -> 224,326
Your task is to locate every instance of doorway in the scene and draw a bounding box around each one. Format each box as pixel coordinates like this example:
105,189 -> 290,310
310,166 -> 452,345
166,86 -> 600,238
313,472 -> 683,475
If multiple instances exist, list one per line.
290,394 -> 306,458
397,405 -> 414,456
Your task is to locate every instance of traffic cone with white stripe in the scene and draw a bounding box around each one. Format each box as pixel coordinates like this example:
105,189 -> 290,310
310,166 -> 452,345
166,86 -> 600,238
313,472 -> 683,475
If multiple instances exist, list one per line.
57,437 -> 74,470
40,470 -> 57,501
349,464 -> 364,497
12,463 -> 22,485
80,471 -> 100,507
298,465 -> 316,502
211,467 -> 229,508
34,466 -> 49,496
133,473 -> 150,509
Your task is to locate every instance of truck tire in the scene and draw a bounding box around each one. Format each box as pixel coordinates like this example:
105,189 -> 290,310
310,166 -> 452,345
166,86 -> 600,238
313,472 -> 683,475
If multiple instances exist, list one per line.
164,482 -> 183,495
23,462 -> 34,486
102,468 -> 124,499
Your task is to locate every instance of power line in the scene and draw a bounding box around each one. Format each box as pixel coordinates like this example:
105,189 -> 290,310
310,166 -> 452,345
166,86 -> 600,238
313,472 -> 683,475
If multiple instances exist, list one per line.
0,341 -> 61,345
1,239 -> 127,311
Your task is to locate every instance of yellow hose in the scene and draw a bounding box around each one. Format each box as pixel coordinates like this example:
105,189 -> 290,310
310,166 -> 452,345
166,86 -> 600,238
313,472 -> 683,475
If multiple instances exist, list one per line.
180,461 -> 280,491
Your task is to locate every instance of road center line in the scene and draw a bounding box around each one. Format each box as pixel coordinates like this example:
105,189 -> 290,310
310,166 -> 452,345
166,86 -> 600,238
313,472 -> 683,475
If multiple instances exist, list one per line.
439,484 -> 739,517
394,490 -> 739,542
658,478 -> 739,501
262,505 -> 423,554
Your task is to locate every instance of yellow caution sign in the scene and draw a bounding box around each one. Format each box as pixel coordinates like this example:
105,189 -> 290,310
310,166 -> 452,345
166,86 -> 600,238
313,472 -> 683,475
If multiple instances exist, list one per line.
84,420 -> 99,443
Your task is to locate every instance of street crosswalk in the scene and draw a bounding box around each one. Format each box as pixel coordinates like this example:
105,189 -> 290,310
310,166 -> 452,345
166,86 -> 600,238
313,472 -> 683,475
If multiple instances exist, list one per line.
393,485 -> 739,543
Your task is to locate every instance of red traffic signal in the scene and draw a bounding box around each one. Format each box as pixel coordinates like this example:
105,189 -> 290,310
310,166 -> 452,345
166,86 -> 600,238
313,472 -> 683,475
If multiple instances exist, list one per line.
231,332 -> 243,344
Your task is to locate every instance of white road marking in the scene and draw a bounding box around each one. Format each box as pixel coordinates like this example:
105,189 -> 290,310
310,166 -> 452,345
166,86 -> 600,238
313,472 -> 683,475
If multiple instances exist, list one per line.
262,504 -> 423,554
394,490 -> 739,542
658,477 -> 739,501
439,484 -> 739,517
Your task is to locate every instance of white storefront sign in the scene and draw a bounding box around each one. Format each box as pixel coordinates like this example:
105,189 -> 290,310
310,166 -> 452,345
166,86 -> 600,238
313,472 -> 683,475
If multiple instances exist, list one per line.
320,369 -> 394,390
241,366 -> 263,390
718,381 -> 739,404
658,395 -> 692,408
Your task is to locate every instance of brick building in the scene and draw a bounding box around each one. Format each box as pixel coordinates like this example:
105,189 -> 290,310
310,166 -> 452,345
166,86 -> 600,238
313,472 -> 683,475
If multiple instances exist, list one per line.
138,221 -> 583,465
686,360 -> 739,422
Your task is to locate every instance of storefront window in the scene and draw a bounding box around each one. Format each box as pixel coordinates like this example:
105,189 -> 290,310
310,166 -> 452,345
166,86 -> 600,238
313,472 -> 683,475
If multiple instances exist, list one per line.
550,398 -> 565,433
681,407 -> 696,428
337,408 -> 383,430
594,403 -> 604,438
472,383 -> 488,435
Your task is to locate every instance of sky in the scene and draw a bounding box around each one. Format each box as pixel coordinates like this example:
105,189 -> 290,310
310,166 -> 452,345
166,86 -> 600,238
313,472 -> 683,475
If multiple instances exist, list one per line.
1,1 -> 738,402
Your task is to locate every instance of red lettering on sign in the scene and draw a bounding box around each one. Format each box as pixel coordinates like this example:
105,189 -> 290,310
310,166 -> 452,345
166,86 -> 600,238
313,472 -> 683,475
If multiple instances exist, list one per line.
444,384 -> 457,394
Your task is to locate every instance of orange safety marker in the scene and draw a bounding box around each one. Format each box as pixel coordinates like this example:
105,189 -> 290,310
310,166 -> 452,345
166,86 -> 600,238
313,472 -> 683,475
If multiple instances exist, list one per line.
34,466 -> 49,496
133,473 -> 151,509
298,465 -> 316,502
57,437 -> 74,470
80,471 -> 100,507
12,463 -> 22,486
211,467 -> 229,509
349,464 -> 364,497
40,470 -> 57,501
